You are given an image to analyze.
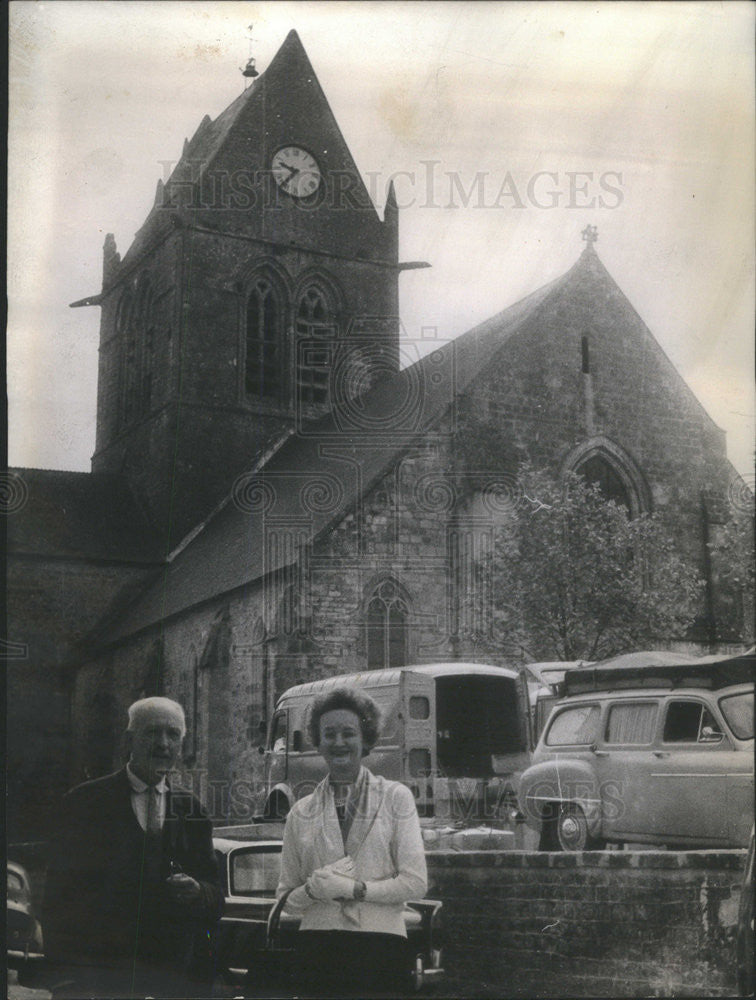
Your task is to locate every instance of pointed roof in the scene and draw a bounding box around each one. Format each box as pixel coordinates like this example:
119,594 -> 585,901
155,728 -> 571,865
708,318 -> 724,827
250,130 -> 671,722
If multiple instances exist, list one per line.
116,30 -> 388,276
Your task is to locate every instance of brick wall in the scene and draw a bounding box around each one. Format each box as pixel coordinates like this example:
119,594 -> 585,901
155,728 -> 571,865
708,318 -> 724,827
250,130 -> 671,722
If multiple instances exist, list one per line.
9,842 -> 746,997
426,849 -> 746,997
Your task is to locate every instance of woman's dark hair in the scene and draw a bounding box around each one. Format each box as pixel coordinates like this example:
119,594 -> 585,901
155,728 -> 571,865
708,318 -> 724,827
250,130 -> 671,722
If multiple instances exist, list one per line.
308,687 -> 382,755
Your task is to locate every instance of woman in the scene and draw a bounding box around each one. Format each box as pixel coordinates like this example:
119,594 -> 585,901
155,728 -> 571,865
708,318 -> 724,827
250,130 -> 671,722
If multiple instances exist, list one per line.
277,686 -> 428,997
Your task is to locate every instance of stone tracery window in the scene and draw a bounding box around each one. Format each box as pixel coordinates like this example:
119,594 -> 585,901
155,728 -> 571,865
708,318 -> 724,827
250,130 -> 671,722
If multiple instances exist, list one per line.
246,279 -> 281,399
118,279 -> 155,427
366,579 -> 409,670
296,287 -> 332,407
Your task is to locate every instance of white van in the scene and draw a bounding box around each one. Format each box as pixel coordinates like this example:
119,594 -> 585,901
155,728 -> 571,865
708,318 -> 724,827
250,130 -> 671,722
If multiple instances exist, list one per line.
256,663 -> 533,823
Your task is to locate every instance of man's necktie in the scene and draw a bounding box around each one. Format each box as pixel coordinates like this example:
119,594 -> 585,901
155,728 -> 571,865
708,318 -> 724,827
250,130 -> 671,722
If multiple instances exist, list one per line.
144,786 -> 163,882
146,785 -> 162,834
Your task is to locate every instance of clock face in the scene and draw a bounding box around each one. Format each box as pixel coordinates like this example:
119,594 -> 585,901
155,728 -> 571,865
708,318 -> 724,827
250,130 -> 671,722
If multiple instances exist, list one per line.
271,146 -> 322,198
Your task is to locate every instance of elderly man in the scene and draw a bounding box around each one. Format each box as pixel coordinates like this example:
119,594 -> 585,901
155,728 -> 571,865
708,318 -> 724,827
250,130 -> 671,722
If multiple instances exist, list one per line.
43,697 -> 223,998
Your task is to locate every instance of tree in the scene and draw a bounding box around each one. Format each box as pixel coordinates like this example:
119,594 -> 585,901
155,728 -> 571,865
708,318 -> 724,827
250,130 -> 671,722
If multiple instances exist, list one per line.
482,467 -> 704,662
708,498 -> 755,644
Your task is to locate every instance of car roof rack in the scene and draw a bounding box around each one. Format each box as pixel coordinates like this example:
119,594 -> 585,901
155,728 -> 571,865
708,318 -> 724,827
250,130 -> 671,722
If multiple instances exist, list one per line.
561,649 -> 755,697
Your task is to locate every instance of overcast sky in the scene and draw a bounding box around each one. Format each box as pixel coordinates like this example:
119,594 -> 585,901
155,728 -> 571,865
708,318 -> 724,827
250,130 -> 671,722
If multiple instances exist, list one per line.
8,1 -> 755,478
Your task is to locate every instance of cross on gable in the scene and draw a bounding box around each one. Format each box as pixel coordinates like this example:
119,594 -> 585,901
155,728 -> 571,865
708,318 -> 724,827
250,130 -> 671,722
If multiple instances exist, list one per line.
581,225 -> 598,246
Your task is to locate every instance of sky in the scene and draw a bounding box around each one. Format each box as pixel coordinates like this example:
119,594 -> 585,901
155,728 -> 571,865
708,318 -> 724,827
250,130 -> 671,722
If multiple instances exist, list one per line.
8,1 -> 755,478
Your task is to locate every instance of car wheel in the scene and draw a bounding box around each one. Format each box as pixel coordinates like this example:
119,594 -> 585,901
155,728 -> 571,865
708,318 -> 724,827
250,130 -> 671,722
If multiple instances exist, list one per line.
557,804 -> 605,851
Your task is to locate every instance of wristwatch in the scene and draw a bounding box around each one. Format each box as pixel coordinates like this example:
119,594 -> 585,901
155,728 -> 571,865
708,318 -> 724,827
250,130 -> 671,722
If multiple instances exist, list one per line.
353,880 -> 367,902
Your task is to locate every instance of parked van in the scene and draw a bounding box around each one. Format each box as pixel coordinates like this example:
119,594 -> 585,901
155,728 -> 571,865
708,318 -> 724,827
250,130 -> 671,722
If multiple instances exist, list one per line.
518,650 -> 754,850
256,663 -> 532,823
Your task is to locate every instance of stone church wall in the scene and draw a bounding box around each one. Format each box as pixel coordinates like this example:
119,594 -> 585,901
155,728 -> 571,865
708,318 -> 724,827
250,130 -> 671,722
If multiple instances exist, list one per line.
457,265 -> 737,640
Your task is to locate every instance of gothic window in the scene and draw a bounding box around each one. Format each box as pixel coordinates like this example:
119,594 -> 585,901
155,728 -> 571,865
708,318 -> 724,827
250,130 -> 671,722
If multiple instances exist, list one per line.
118,279 -> 155,426
134,280 -> 154,420
246,279 -> 281,399
117,290 -> 134,428
296,287 -> 332,407
366,579 -> 409,670
577,455 -> 632,512
565,438 -> 649,519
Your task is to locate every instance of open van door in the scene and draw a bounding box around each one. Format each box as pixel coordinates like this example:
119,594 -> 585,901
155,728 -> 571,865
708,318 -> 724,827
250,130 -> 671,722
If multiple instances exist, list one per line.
398,670 -> 437,817
516,671 -> 534,752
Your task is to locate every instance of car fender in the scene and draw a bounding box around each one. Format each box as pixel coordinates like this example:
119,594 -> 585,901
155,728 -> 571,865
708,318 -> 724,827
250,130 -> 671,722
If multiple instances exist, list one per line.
518,757 -> 603,833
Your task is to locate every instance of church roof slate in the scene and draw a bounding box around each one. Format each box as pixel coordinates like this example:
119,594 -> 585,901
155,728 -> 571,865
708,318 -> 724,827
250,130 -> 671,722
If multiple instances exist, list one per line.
7,469 -> 165,564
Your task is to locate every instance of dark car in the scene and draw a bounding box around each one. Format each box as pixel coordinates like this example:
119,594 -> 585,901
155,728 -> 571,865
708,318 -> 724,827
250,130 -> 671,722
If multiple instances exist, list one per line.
7,861 -> 44,969
213,837 -> 444,993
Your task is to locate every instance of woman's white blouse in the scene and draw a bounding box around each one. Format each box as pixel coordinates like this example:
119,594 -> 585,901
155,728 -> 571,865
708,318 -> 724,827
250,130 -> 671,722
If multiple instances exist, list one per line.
277,767 -> 428,936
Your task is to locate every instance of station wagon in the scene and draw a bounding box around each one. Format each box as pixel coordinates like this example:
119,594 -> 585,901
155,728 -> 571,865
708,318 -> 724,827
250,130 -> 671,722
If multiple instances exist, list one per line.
518,651 -> 754,850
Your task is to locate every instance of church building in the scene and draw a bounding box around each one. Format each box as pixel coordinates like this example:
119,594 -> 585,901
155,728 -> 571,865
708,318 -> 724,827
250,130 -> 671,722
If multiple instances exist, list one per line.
7,31 -> 748,838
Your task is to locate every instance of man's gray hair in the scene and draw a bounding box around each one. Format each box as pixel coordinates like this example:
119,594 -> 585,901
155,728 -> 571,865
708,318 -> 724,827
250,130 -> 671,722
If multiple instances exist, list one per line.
127,697 -> 186,736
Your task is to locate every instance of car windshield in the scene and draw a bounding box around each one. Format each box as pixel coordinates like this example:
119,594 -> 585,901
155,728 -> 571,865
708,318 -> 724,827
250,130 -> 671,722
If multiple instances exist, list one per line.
719,692 -> 754,740
230,848 -> 282,897
545,704 -> 600,745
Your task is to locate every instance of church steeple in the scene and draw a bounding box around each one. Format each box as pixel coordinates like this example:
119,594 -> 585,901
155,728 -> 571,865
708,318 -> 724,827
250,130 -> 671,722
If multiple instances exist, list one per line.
90,30 -> 403,544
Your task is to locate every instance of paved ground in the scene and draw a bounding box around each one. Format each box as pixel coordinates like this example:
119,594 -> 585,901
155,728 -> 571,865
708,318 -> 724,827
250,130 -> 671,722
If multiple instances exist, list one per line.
7,969 -> 50,1000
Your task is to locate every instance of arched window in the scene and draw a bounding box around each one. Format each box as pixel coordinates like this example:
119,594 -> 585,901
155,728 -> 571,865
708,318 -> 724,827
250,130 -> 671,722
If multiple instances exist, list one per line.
564,437 -> 649,519
118,279 -> 155,426
117,288 -> 138,427
366,579 -> 409,670
246,279 -> 281,399
577,455 -> 632,513
296,287 -> 332,406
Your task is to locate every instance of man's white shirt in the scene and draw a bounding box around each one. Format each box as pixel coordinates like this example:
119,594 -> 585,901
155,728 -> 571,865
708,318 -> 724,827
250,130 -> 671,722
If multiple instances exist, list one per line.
126,762 -> 168,832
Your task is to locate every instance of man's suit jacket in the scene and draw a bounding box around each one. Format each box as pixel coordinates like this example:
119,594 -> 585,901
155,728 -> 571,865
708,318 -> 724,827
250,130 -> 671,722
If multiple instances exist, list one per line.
43,768 -> 223,968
